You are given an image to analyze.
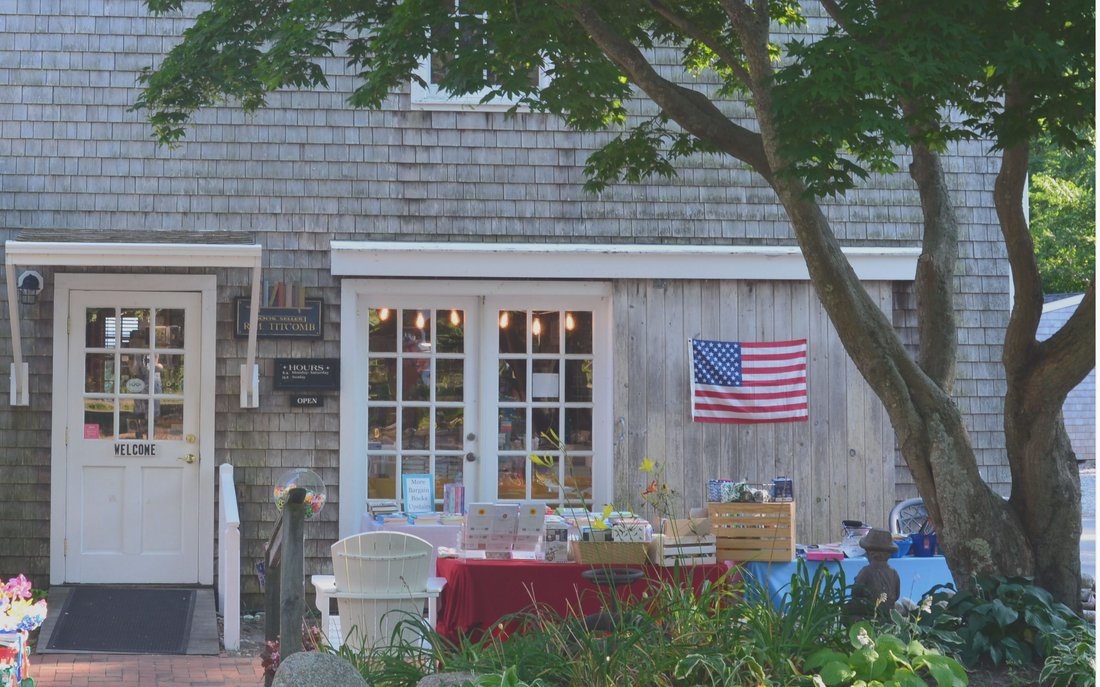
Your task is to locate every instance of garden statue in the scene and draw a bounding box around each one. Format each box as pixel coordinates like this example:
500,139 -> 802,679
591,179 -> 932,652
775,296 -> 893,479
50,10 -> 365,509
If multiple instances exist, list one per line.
847,528 -> 900,618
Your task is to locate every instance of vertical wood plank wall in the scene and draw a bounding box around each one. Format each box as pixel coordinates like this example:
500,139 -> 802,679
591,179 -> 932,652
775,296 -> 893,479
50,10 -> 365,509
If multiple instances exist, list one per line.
612,279 -> 896,544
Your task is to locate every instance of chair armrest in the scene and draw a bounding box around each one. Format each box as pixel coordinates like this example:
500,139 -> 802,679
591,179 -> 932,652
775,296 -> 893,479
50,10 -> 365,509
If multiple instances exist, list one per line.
311,574 -> 337,593
426,577 -> 447,594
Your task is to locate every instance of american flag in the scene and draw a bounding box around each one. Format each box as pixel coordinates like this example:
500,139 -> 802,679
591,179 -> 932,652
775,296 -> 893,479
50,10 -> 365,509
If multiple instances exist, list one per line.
690,338 -> 808,424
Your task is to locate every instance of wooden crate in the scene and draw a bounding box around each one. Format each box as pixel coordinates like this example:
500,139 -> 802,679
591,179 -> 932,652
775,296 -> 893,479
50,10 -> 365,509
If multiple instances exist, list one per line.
647,534 -> 717,567
708,502 -> 796,563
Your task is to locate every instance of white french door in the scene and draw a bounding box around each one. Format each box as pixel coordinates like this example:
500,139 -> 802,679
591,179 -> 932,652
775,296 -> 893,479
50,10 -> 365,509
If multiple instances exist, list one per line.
66,290 -> 202,583
346,281 -> 612,528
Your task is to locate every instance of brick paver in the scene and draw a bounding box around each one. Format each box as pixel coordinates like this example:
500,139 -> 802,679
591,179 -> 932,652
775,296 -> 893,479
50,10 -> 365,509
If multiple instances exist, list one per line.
31,654 -> 265,686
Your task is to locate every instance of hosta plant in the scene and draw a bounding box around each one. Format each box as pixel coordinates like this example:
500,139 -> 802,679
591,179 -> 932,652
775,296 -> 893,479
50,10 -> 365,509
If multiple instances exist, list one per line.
801,621 -> 967,687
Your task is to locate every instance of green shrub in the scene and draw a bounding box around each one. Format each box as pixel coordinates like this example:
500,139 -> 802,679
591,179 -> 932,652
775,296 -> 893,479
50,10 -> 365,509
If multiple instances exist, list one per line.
801,621 -> 968,687
1038,623 -> 1096,687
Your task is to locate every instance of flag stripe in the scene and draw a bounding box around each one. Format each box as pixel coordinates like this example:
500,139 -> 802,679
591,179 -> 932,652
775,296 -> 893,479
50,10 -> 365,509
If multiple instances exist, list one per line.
691,338 -> 808,424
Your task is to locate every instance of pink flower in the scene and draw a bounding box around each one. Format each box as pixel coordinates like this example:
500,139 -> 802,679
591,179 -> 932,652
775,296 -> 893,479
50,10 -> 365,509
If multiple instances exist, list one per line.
4,575 -> 32,600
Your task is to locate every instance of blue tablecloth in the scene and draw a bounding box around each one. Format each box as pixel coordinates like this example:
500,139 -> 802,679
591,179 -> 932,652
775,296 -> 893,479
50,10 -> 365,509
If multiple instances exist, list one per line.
743,556 -> 954,608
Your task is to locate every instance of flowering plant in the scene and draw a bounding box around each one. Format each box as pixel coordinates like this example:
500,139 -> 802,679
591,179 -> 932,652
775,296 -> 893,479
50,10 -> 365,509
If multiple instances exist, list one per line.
0,576 -> 47,633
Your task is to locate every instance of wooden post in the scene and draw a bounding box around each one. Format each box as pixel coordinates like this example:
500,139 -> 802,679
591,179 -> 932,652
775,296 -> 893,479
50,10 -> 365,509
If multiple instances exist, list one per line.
263,512 -> 284,687
279,487 -> 307,661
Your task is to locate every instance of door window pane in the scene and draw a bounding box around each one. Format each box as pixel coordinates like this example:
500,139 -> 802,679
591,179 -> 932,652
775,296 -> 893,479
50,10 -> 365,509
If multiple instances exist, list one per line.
157,354 -> 184,394
403,309 -> 432,349
532,408 -> 560,450
85,308 -> 117,348
436,359 -> 464,402
499,311 -> 526,353
368,408 -> 397,448
369,359 -> 398,401
531,360 -> 559,401
498,359 -> 526,402
119,309 -> 151,348
498,456 -> 527,500
435,408 -> 464,449
498,407 -> 526,450
403,455 -> 430,475
154,400 -> 184,439
369,308 -> 398,352
85,354 -> 115,393
119,399 -> 149,439
532,460 -> 558,501
120,354 -> 151,394
368,455 -> 397,499
531,311 -> 560,354
563,456 -> 593,505
435,456 -> 463,500
402,358 -> 431,401
84,399 -> 116,440
565,408 -> 593,450
436,309 -> 464,353
155,309 -> 185,348
565,311 -> 593,354
565,359 -> 592,402
402,407 -> 431,449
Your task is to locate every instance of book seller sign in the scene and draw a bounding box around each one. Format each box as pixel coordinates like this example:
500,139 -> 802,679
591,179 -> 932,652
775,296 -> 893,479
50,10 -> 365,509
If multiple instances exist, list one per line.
274,359 -> 340,391
234,297 -> 323,340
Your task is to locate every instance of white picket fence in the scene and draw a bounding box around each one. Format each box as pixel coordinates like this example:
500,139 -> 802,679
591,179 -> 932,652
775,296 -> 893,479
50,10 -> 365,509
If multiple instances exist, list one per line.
218,463 -> 241,651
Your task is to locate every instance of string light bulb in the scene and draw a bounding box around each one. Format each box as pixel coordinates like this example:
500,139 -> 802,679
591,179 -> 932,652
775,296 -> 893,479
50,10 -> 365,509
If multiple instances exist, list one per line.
565,313 -> 575,331
532,317 -> 542,336
450,309 -> 460,326
379,308 -> 390,321
499,312 -> 509,328
415,311 -> 425,329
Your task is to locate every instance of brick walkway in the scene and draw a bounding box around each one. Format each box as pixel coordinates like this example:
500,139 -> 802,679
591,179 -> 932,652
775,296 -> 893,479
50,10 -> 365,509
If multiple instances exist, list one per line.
30,654 -> 264,686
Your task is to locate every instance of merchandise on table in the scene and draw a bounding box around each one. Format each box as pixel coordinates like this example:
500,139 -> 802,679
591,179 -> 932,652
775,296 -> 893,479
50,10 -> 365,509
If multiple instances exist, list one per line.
463,503 -> 494,551
544,522 -> 570,563
443,483 -> 465,515
408,513 -> 440,525
514,502 -> 546,553
487,503 -> 519,552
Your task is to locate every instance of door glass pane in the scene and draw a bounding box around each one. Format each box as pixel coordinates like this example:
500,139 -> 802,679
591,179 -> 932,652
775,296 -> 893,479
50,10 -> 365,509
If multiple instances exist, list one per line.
368,455 -> 397,498
84,399 -> 116,440
369,359 -> 397,401
402,358 -> 431,401
403,455 -> 430,475
119,354 -> 151,394
565,359 -> 592,402
436,309 -> 464,353
119,398 -> 149,439
498,456 -> 527,500
499,310 -> 526,353
85,308 -> 116,348
565,311 -> 593,354
367,408 -> 397,448
532,310 -> 560,353
85,354 -> 115,393
435,408 -> 463,449
154,309 -> 185,348
369,308 -> 398,352
498,359 -> 526,402
154,399 -> 184,439
403,309 -> 432,348
157,354 -> 184,394
531,360 -> 559,401
119,309 -> 151,348
563,456 -> 593,505
435,456 -> 463,500
532,408 -> 559,449
402,407 -> 430,449
436,359 -> 464,402
498,407 -> 526,450
532,460 -> 558,501
565,408 -> 593,450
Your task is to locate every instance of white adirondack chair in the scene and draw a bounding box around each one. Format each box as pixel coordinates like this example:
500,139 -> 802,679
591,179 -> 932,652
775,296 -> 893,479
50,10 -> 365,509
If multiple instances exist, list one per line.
312,531 -> 446,649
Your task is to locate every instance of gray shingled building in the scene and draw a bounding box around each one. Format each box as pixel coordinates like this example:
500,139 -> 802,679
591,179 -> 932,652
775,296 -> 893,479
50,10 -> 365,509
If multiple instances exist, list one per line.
0,0 -> 1013,607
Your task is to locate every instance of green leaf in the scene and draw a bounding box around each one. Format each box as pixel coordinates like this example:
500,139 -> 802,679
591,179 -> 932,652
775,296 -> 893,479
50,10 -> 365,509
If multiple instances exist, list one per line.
820,661 -> 858,686
988,600 -> 1019,627
918,655 -> 968,687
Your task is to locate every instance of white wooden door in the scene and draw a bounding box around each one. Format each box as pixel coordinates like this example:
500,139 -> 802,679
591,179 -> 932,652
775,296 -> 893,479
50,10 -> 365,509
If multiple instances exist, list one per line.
66,291 -> 202,583
360,297 -> 481,509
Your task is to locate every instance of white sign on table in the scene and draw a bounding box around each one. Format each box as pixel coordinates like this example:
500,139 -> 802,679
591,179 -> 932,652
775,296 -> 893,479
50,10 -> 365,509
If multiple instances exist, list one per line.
403,474 -> 435,513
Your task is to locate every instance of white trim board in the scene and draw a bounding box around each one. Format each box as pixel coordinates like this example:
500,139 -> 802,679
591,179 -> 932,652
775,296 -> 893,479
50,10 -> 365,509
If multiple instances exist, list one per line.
50,274 -> 218,586
1042,294 -> 1085,313
330,241 -> 921,281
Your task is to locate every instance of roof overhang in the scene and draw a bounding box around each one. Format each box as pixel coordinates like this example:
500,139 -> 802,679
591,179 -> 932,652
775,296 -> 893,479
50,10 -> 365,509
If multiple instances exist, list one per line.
331,241 -> 921,281
5,230 -> 264,408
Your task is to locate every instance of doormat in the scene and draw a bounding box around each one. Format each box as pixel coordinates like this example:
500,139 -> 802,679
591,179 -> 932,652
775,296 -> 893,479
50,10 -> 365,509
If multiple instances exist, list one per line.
45,587 -> 196,654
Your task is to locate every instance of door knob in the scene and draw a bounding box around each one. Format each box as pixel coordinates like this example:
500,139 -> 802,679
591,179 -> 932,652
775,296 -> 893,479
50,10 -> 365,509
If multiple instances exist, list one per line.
177,454 -> 197,465
465,452 -> 476,462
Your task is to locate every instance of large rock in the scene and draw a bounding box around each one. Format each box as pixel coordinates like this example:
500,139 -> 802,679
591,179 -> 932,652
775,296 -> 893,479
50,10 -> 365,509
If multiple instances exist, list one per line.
415,672 -> 478,687
272,651 -> 369,687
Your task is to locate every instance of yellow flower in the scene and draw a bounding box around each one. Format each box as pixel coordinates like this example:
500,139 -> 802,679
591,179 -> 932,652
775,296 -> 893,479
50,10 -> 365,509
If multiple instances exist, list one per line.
528,454 -> 554,469
639,457 -> 657,474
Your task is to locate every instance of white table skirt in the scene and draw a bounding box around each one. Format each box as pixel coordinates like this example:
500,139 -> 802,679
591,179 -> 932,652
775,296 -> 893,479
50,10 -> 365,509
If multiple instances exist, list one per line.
358,514 -> 462,577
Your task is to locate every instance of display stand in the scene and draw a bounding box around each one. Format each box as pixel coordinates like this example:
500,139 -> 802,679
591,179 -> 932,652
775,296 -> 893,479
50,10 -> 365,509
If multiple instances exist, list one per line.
0,630 -> 30,687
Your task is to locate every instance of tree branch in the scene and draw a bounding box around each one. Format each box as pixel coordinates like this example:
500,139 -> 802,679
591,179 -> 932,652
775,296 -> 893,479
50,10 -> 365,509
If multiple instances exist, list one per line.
817,0 -> 847,28
647,0 -> 753,87
1033,281 -> 1096,397
568,1 -> 773,179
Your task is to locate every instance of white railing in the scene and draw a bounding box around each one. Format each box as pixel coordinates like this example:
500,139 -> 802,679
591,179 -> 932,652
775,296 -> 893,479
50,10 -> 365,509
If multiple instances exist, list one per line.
218,463 -> 241,651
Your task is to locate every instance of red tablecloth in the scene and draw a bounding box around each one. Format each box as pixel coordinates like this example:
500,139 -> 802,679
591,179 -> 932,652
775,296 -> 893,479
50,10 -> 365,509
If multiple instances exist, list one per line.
435,558 -> 733,642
